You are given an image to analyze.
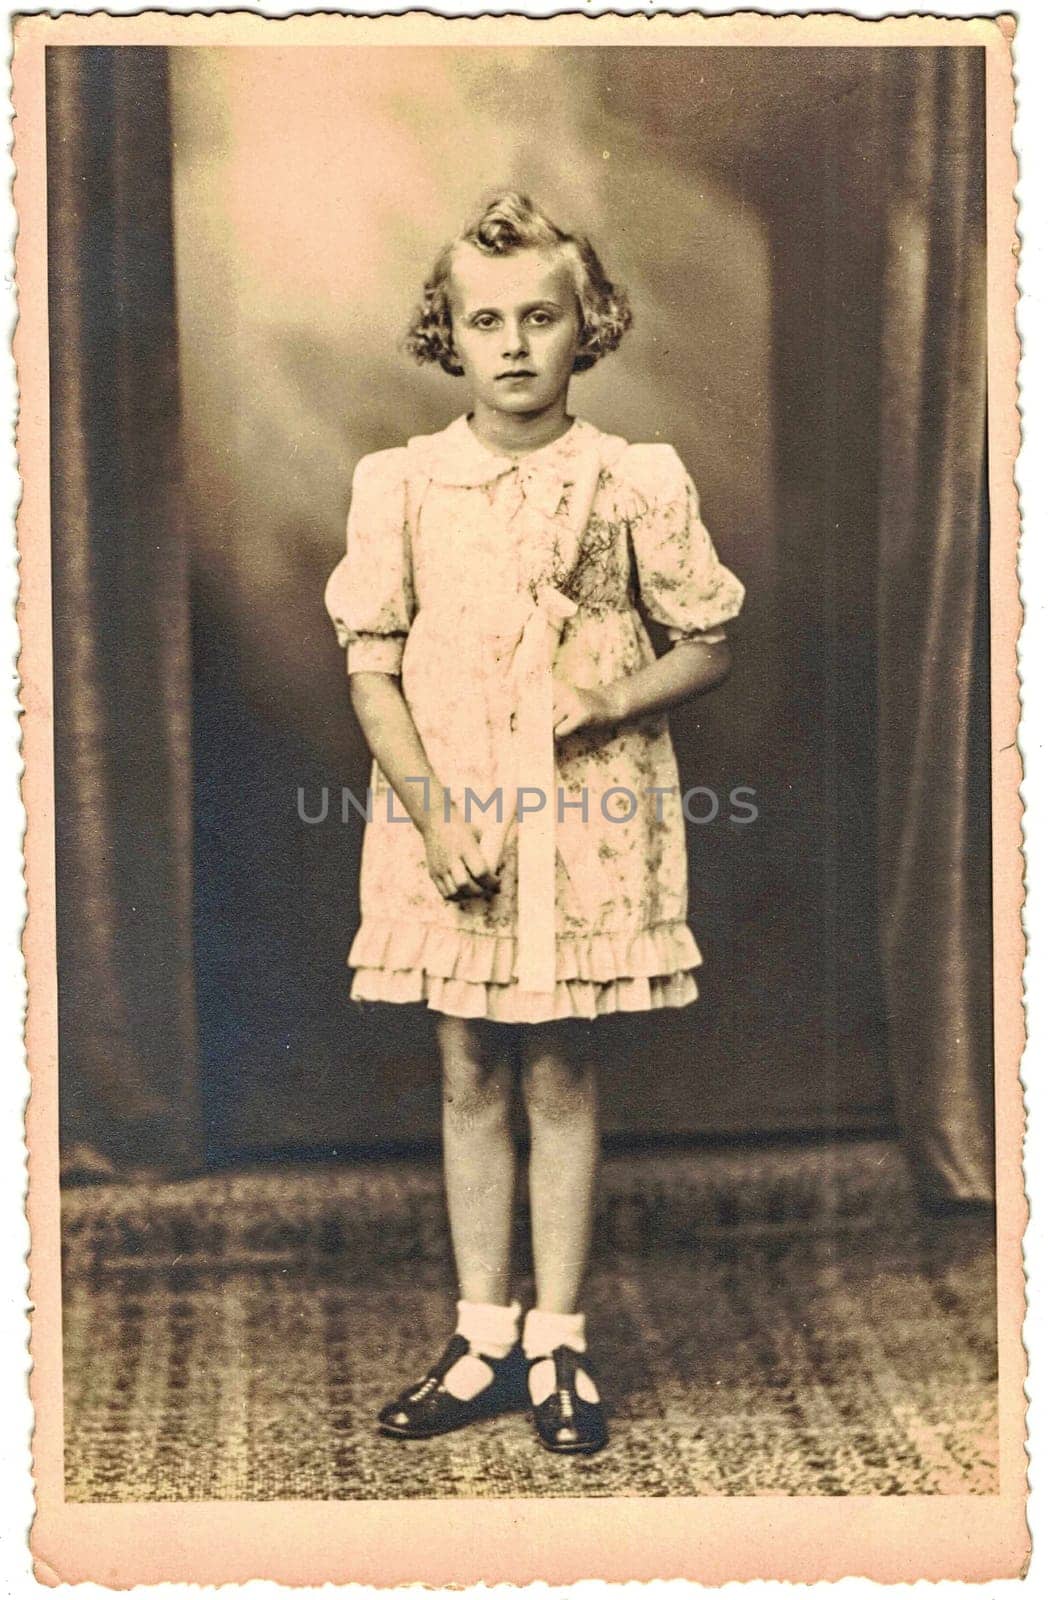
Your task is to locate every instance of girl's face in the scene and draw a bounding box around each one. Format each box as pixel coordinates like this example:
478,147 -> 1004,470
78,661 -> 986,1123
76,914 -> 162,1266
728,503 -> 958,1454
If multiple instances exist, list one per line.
447,246 -> 581,418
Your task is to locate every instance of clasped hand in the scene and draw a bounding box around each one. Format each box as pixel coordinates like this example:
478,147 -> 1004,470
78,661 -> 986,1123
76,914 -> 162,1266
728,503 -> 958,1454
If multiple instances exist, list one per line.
424,809 -> 499,902
552,676 -> 620,741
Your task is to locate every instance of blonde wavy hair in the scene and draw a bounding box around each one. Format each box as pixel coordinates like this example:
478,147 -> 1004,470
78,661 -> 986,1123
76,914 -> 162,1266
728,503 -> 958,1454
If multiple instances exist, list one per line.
405,191 -> 633,377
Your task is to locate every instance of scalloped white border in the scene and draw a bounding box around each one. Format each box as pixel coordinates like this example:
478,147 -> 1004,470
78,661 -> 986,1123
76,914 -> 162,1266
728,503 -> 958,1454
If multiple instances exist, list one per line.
3,3 -> 1040,1595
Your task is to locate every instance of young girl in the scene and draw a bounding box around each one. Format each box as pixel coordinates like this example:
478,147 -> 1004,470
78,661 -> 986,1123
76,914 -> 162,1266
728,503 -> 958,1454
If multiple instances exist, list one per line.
324,192 -> 744,1456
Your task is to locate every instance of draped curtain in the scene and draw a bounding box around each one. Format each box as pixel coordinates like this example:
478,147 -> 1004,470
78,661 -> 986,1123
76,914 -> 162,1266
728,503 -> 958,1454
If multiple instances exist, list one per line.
875,48 -> 995,1206
47,47 -> 202,1178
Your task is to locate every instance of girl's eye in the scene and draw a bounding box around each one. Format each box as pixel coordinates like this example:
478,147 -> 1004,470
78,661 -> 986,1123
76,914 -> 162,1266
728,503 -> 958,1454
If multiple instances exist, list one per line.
528,311 -> 553,326
473,315 -> 499,331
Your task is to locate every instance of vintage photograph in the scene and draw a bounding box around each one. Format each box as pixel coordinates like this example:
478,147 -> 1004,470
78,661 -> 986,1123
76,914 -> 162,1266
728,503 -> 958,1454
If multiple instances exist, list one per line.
17,9 -> 1026,1587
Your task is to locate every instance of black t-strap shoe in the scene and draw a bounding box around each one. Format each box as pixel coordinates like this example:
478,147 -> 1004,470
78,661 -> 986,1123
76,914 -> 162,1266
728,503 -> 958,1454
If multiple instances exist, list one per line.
528,1345 -> 609,1455
377,1333 -> 528,1439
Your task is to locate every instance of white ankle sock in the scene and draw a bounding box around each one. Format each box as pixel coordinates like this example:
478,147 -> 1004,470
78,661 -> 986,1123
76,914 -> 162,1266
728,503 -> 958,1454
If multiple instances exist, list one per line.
522,1308 -> 600,1405
443,1298 -> 522,1401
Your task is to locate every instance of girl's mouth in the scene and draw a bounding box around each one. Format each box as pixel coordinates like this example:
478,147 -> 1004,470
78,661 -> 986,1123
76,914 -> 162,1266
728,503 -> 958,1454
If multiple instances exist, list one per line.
497,370 -> 537,381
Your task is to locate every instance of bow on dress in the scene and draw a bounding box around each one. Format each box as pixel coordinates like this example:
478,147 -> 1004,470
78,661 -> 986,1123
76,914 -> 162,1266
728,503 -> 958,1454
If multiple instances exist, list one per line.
477,448 -> 618,994
408,419 -> 625,996
477,583 -> 585,994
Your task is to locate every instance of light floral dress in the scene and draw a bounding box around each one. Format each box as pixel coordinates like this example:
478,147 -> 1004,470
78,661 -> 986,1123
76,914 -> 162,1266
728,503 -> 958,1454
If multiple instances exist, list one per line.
324,414 -> 745,1024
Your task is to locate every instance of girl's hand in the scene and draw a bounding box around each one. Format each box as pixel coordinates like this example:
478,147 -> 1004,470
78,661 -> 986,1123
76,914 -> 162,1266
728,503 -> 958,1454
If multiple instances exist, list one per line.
552,677 -> 622,741
423,807 -> 500,901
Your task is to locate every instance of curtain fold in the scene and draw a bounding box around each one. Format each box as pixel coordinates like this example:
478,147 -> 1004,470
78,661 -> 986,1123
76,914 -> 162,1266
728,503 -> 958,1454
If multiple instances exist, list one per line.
876,49 -> 995,1206
47,47 -> 202,1179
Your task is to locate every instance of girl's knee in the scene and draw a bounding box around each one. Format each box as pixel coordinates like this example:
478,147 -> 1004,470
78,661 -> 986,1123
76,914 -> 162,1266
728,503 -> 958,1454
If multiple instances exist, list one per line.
438,1017 -> 513,1118
521,1051 -> 597,1125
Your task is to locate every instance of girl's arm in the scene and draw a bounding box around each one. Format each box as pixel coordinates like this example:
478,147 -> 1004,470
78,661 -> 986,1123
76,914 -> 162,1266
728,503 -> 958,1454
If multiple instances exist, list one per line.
349,673 -> 500,899
553,638 -> 731,741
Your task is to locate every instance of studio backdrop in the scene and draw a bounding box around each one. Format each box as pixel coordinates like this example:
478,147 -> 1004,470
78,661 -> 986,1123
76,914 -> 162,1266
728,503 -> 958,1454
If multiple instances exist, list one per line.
48,44 -> 993,1202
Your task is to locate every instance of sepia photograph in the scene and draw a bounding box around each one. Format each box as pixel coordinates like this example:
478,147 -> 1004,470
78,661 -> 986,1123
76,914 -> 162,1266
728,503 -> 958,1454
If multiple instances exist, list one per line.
15,8 -> 1026,1586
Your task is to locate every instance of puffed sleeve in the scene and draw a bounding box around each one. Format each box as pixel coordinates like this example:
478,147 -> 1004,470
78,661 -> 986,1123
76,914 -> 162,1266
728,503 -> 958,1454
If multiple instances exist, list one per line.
324,448 -> 415,676
622,444 -> 745,644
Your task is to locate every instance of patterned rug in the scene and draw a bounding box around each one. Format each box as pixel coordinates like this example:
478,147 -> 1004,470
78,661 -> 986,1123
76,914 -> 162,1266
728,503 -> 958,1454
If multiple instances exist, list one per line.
61,1138 -> 921,1277
61,1146 -> 997,1500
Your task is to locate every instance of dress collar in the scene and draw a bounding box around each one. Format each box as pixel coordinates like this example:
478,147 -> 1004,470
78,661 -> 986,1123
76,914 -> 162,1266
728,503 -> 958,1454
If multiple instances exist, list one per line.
406,413 -> 604,489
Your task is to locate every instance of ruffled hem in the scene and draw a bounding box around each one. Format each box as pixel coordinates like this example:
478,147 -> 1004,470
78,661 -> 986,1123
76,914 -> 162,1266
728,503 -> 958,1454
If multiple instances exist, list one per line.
347,917 -> 702,986
345,917 -> 702,1022
350,967 -> 700,1023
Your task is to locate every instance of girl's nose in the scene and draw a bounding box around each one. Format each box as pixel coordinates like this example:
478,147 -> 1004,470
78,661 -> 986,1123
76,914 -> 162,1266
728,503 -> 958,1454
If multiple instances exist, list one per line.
503,322 -> 528,359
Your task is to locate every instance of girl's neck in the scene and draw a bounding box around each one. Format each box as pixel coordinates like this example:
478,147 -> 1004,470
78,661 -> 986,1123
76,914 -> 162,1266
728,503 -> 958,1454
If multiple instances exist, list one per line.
466,400 -> 575,460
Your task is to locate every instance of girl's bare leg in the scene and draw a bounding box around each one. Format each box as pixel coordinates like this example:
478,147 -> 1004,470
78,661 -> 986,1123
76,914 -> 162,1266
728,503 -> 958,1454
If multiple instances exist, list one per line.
437,1014 -> 517,1304
519,1022 -> 600,1313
